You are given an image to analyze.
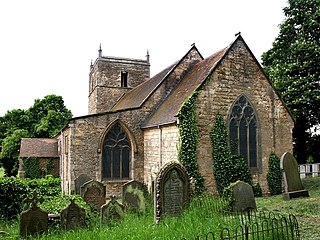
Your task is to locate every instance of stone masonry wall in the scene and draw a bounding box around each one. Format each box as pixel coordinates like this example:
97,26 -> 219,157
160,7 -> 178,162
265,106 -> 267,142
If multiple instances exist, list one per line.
143,125 -> 179,190
195,39 -> 294,194
88,57 -> 150,114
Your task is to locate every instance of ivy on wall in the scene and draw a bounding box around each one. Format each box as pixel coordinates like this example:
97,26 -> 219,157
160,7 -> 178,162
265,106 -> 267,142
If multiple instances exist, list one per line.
178,91 -> 205,194
267,152 -> 282,195
24,158 -> 42,179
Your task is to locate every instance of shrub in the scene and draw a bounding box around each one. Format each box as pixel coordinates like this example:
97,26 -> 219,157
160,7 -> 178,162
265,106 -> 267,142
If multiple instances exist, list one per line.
267,152 -> 282,195
0,176 -> 61,220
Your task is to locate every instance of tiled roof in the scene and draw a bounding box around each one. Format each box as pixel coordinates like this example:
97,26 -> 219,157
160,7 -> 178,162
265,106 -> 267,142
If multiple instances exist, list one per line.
111,62 -> 177,111
143,47 -> 228,128
19,138 -> 59,158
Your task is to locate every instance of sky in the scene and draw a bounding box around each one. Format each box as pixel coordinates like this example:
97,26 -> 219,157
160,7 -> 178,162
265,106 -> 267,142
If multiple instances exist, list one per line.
0,0 -> 288,118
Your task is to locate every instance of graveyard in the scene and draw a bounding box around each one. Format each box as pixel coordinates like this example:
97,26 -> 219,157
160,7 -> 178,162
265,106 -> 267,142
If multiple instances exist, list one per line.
0,166 -> 319,239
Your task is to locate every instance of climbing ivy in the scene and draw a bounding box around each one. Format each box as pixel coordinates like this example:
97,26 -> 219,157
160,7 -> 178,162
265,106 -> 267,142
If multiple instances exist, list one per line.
267,152 -> 282,195
178,92 -> 204,194
210,113 -> 253,195
24,158 -> 42,179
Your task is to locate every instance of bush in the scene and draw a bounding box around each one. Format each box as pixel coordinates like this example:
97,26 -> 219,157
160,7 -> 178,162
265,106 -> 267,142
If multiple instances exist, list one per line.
267,152 -> 282,195
0,176 -> 61,220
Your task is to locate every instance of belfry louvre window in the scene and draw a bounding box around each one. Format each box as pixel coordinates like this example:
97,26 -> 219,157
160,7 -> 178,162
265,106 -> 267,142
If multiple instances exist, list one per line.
121,71 -> 128,87
229,96 -> 258,168
102,123 -> 130,179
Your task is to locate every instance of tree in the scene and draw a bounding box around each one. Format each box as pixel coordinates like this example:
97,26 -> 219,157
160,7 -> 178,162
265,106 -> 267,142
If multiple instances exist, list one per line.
262,0 -> 320,163
0,94 -> 72,176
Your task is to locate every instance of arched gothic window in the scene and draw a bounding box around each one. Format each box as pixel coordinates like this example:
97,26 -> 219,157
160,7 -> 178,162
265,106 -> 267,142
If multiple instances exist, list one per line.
229,96 -> 258,169
102,122 -> 130,179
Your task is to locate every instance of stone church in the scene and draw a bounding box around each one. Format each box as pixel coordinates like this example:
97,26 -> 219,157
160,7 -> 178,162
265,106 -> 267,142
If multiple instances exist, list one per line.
56,35 -> 293,195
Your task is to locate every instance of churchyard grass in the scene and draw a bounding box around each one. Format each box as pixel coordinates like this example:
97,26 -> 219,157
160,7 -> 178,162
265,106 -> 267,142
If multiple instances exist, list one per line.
0,176 -> 319,239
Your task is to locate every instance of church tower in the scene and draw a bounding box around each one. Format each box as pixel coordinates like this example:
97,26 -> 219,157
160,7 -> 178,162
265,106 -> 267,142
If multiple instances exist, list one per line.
88,46 -> 150,114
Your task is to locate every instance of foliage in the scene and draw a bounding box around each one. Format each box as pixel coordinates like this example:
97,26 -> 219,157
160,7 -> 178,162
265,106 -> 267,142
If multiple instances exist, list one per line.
23,158 -> 41,179
0,94 -> 72,176
0,177 -> 29,220
267,153 -> 282,195
210,113 -> 253,195
261,0 -> 320,163
178,92 -> 205,194
0,176 -> 61,220
0,129 -> 29,176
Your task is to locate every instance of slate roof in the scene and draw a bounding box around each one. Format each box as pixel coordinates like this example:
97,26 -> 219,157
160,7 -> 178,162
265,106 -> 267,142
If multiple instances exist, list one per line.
111,62 -> 177,111
142,47 -> 228,128
19,138 -> 59,158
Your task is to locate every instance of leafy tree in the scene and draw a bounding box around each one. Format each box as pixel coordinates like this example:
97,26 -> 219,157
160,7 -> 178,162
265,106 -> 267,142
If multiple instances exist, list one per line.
0,94 -> 72,176
262,0 -> 320,163
0,129 -> 29,176
267,153 -> 282,195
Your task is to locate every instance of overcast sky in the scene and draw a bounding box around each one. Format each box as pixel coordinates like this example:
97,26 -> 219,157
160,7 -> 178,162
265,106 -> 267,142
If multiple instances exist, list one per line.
0,0 -> 288,117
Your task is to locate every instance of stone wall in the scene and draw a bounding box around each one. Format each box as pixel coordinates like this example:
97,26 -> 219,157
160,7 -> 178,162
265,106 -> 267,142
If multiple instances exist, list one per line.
143,125 -> 179,190
88,56 -> 150,114
194,39 -> 294,194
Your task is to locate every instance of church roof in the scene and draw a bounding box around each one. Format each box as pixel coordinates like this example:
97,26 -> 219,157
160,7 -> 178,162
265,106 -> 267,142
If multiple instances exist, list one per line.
19,138 -> 59,158
142,47 -> 228,128
111,62 -> 177,111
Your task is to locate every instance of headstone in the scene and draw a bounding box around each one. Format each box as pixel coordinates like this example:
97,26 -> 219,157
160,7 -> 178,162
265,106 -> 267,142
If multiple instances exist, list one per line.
60,199 -> 86,230
122,180 -> 148,213
299,165 -> 306,179
281,152 -> 309,200
230,181 -> 256,212
80,180 -> 106,209
100,195 -> 125,225
154,161 -> 190,224
20,192 -> 48,238
75,174 -> 92,194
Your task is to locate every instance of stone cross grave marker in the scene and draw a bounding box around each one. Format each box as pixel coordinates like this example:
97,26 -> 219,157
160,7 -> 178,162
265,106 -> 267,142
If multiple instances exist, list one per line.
230,180 -> 256,212
60,199 -> 87,231
80,180 -> 106,209
20,192 -> 48,238
100,195 -> 125,225
122,180 -> 148,213
154,161 -> 190,224
281,152 -> 309,200
75,174 -> 92,194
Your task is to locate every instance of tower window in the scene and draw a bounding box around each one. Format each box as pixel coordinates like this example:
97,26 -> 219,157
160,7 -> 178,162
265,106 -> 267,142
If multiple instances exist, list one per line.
229,95 -> 258,169
121,71 -> 128,87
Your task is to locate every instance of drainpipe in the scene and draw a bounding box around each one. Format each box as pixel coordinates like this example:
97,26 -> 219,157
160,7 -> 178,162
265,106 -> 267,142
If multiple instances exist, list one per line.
158,125 -> 162,167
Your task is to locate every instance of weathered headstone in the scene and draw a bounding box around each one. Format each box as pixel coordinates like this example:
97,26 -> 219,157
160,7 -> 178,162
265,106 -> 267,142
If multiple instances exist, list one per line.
122,180 -> 148,213
154,161 -> 190,223
60,199 -> 86,230
75,174 -> 92,194
80,180 -> 106,209
20,192 -> 48,238
230,180 -> 256,212
281,152 -> 309,200
100,195 -> 125,224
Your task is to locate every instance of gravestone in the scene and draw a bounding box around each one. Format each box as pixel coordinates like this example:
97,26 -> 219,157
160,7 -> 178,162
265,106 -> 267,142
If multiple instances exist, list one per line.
60,199 -> 86,230
80,180 -> 106,209
122,180 -> 148,213
281,152 -> 309,200
230,181 -> 256,212
154,161 -> 190,224
20,192 -> 48,238
75,174 -> 92,194
100,195 -> 125,224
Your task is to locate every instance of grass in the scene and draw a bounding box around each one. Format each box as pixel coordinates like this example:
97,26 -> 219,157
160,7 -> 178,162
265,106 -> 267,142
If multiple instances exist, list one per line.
0,176 -> 319,239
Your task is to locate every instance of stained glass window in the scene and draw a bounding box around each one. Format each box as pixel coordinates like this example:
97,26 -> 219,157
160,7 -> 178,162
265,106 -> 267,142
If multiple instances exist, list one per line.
229,96 -> 258,168
102,123 -> 130,179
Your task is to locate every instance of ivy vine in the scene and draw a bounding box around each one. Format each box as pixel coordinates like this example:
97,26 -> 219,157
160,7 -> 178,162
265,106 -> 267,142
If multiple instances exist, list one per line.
178,91 -> 204,194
